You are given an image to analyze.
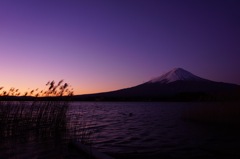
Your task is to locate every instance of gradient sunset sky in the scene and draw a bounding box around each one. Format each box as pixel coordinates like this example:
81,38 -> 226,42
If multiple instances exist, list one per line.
0,0 -> 239,95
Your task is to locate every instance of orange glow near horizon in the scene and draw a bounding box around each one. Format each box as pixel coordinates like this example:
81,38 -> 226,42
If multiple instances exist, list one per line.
0,81 -> 132,96
0,80 -> 74,97
0,79 -> 134,96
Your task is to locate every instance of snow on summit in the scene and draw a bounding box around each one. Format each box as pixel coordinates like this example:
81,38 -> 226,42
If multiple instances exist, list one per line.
149,68 -> 206,83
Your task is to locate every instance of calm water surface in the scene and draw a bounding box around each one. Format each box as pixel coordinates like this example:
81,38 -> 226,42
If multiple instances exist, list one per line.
69,102 -> 240,159
1,102 -> 240,159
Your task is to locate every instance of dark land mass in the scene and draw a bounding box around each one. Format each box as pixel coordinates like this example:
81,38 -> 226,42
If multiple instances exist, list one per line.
2,80 -> 238,102
71,68 -> 240,101
71,80 -> 240,102
1,68 -> 240,102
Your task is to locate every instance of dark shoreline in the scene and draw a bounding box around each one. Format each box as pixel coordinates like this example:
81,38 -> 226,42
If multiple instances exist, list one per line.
1,95 -> 239,102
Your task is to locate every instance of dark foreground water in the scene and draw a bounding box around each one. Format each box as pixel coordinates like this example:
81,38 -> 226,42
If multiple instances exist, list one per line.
1,102 -> 240,159
69,102 -> 240,159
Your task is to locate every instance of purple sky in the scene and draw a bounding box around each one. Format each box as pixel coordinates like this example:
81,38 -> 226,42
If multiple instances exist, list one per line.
0,0 -> 240,95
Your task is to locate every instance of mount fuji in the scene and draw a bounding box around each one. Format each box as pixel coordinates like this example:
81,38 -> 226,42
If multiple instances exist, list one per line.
74,68 -> 240,101
148,68 -> 208,83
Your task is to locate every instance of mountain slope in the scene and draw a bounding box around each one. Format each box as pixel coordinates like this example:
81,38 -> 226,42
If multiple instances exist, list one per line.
74,68 -> 240,101
149,68 -> 208,83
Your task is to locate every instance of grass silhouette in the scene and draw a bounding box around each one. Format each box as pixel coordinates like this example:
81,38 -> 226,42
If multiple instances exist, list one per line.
0,80 -> 98,158
0,80 -> 74,139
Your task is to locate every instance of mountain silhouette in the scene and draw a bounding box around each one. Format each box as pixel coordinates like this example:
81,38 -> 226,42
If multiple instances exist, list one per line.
74,68 -> 240,101
149,68 -> 208,83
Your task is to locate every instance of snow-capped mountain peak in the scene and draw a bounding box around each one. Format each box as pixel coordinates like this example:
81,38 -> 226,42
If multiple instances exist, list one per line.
149,68 -> 206,83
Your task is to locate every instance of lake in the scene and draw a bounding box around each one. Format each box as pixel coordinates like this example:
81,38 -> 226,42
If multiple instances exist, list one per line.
69,102 -> 240,159
1,102 -> 240,159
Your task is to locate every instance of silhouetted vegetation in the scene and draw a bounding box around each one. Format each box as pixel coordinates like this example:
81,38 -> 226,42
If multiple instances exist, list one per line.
0,81 -> 98,158
0,80 -> 73,98
0,80 -> 74,139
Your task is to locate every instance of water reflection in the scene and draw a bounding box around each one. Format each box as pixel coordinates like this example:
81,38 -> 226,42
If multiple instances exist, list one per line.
69,102 -> 240,159
1,102 -> 240,158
